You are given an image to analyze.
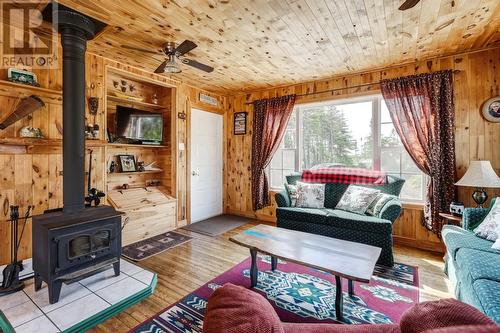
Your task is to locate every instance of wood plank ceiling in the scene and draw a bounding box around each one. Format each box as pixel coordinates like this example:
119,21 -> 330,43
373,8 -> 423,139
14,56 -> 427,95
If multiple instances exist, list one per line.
58,0 -> 500,93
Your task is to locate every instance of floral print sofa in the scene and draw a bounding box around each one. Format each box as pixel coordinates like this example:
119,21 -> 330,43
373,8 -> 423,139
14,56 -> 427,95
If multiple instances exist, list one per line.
275,174 -> 405,267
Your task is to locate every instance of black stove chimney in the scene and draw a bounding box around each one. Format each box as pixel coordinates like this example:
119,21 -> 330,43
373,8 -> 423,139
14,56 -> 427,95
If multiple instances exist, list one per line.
31,8 -> 120,305
56,10 -> 95,213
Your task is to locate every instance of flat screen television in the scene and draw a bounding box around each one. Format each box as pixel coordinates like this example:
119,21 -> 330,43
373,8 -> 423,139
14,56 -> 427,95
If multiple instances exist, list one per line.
115,106 -> 163,143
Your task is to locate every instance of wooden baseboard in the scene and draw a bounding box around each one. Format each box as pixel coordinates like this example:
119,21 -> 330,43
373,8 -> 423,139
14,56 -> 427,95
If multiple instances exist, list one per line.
225,208 -> 277,223
393,235 -> 444,253
177,219 -> 188,227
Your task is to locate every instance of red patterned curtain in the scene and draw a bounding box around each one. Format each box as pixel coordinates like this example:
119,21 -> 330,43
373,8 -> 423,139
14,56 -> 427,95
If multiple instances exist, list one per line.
251,95 -> 296,211
380,70 -> 456,235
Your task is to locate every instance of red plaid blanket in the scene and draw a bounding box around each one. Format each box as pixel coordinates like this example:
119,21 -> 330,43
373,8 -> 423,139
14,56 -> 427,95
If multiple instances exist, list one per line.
301,167 -> 387,185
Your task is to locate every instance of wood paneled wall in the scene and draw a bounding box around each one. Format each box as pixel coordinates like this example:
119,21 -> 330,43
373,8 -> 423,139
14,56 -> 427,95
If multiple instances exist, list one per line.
225,47 -> 500,251
0,51 -> 226,264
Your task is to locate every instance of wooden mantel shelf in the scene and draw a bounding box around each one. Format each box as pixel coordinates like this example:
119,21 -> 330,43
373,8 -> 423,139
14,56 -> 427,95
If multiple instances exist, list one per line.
0,80 -> 62,101
0,137 -> 107,147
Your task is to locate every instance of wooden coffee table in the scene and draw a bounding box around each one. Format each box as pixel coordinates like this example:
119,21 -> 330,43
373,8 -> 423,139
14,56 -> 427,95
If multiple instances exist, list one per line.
229,224 -> 381,321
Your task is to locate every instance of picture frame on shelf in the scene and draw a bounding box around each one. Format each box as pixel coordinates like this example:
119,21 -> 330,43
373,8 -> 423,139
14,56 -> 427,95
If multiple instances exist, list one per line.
118,154 -> 136,172
7,68 -> 39,87
234,112 -> 247,135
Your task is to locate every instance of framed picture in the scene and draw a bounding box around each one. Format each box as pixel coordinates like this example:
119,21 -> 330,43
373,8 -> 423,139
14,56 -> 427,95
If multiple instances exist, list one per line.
118,154 -> 136,172
7,68 -> 39,86
482,96 -> 500,123
234,112 -> 247,135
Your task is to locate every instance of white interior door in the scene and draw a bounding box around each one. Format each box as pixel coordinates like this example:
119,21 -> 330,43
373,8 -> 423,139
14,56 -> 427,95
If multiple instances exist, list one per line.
190,108 -> 223,223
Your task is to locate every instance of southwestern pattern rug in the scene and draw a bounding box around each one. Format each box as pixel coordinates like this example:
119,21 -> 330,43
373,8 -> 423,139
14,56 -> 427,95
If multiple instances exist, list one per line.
131,255 -> 419,332
122,231 -> 192,261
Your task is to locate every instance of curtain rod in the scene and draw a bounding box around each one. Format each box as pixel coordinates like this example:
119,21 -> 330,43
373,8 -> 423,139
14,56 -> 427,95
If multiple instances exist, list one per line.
244,70 -> 460,105
243,82 -> 379,105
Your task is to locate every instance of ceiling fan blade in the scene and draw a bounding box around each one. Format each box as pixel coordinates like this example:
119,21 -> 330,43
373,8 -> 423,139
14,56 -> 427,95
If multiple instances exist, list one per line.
121,44 -> 160,55
181,58 -> 214,73
398,0 -> 420,10
174,40 -> 197,56
154,60 -> 168,73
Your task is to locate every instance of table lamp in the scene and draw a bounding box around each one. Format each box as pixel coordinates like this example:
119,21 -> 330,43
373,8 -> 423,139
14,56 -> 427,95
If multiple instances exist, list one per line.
455,160 -> 500,207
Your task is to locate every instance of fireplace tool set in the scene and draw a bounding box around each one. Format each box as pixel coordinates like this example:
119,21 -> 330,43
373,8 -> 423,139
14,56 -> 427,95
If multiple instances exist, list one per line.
85,149 -> 105,207
0,205 -> 33,295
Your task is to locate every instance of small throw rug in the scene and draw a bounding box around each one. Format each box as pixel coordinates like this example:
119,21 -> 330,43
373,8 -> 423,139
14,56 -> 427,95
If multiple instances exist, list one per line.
122,231 -> 192,261
182,214 -> 249,236
131,255 -> 419,332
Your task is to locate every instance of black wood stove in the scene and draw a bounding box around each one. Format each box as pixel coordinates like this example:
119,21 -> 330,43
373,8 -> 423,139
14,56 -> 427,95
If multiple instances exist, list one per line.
32,7 -> 120,304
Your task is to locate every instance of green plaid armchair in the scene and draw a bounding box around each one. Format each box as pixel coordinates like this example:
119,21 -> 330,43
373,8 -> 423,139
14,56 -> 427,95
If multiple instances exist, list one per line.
275,174 -> 405,267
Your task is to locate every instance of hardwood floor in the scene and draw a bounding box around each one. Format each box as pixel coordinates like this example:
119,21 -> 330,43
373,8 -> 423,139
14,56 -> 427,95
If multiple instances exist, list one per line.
90,221 -> 452,332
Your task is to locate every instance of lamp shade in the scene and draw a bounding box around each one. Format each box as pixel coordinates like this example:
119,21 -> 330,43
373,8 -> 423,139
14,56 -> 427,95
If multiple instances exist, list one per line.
455,161 -> 500,188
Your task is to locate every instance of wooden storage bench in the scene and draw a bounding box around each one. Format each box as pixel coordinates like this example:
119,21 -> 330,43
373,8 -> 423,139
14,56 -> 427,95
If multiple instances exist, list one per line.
107,187 -> 177,245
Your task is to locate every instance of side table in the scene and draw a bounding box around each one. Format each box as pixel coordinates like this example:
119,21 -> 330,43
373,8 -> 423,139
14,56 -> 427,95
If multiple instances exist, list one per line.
439,212 -> 462,227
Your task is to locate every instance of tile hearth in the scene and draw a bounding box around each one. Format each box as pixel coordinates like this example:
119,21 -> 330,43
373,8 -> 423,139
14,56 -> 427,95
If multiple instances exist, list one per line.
0,259 -> 156,333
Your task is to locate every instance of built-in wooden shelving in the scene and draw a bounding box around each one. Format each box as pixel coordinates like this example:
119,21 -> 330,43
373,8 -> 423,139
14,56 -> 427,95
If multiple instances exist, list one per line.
104,67 -> 176,245
107,142 -> 167,149
0,80 -> 62,96
107,170 -> 163,176
0,80 -> 62,102
107,95 -> 166,110
0,137 -> 107,147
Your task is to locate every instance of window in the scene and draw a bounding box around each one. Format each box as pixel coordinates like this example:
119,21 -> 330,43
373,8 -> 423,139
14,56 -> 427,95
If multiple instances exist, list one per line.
268,95 -> 427,203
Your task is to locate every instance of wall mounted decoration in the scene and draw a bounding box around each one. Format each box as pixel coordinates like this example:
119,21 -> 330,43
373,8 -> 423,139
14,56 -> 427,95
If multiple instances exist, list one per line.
88,97 -> 99,115
482,96 -> 500,122
199,92 -> 218,106
0,95 -> 45,130
118,154 -> 137,172
7,68 -> 39,86
234,112 -> 247,135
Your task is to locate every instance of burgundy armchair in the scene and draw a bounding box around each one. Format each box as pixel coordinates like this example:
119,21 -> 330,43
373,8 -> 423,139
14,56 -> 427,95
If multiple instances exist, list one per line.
203,284 -> 498,333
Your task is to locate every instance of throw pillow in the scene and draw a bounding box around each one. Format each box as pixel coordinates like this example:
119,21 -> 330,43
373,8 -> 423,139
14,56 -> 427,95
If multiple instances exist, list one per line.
492,224 -> 500,250
366,193 -> 397,217
295,182 -> 325,208
474,199 -> 500,241
336,185 -> 381,215
284,183 -> 298,207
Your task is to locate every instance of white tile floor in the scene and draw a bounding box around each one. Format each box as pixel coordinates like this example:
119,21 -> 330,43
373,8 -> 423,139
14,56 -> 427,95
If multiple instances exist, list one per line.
0,259 -> 155,332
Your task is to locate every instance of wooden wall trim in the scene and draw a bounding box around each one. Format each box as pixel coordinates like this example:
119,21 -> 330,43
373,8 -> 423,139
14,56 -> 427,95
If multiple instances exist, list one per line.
393,236 -> 445,253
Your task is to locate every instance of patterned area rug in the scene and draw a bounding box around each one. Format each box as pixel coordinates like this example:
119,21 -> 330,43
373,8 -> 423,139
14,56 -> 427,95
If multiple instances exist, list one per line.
131,255 -> 419,332
122,231 -> 192,261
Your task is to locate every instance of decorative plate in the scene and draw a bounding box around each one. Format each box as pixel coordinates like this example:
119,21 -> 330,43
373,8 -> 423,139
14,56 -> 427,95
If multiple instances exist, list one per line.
481,96 -> 500,122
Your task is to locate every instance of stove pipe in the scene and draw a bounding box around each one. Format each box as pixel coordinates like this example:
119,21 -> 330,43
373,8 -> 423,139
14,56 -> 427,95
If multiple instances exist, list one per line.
55,10 -> 95,213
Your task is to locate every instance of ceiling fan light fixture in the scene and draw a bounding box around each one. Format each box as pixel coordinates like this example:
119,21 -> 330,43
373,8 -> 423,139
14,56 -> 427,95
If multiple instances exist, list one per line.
163,55 -> 181,73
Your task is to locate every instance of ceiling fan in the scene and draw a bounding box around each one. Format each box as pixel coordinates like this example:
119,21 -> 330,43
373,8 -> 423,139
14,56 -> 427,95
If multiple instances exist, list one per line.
121,40 -> 214,74
398,0 -> 421,10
